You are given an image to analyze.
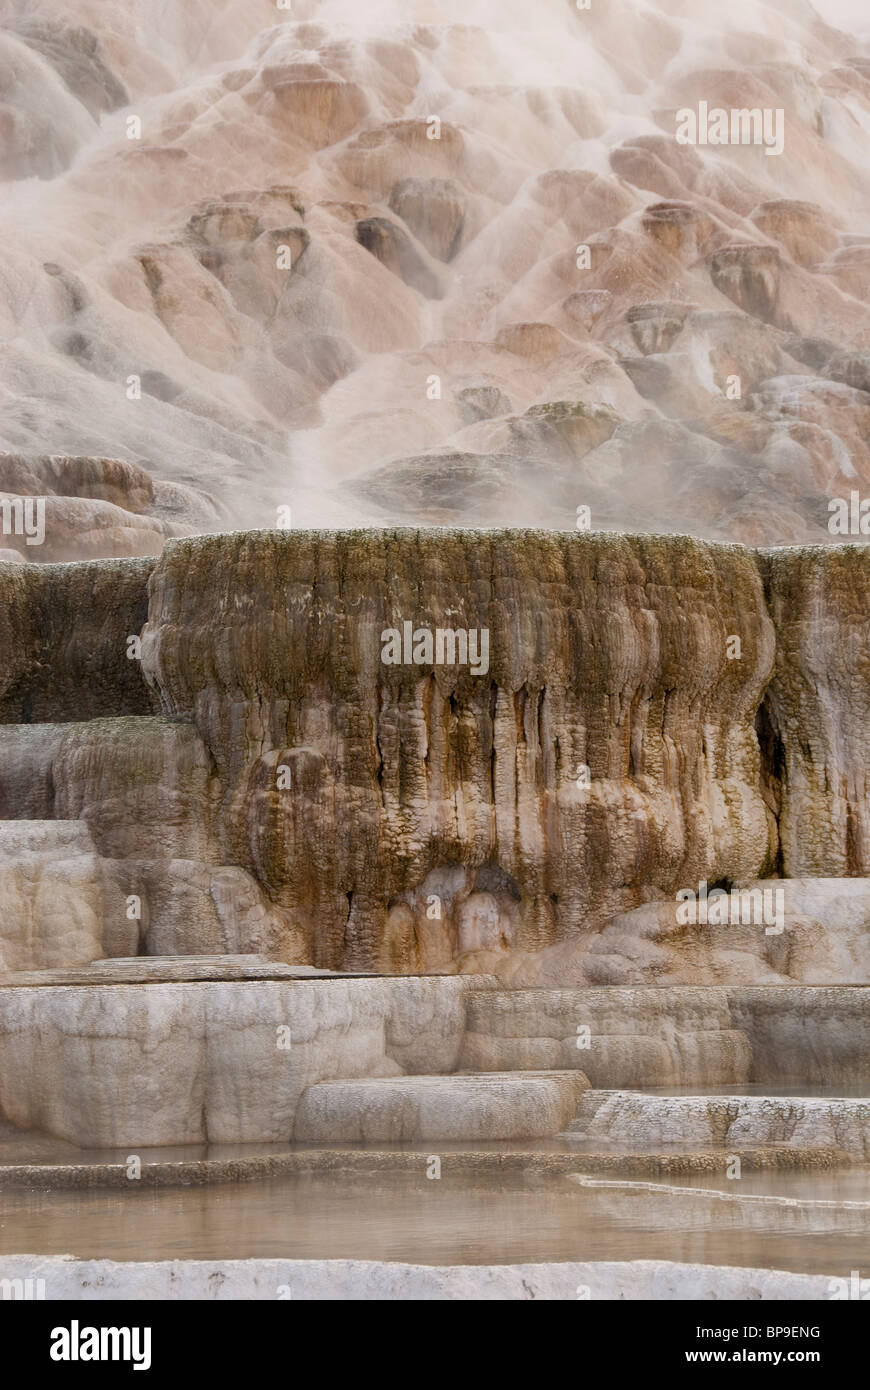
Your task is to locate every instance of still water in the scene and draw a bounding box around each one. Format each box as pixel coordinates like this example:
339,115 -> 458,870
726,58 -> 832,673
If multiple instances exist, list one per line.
2,1167 -> 869,1276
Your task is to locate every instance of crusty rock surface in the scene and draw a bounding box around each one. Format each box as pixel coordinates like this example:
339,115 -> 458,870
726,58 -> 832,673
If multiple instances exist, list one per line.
462,985 -> 752,1088
0,558 -> 155,722
465,985 -> 870,1089
293,1071 -> 588,1142
0,822 -> 122,973
139,529 -> 774,968
0,453 -> 215,563
1,532 -> 870,973
568,1091 -> 870,1158
1,976 -> 863,1146
0,975 -> 480,1145
2,1 -> 870,542
481,878 -> 870,988
0,1254 -> 839,1300
760,545 -> 870,877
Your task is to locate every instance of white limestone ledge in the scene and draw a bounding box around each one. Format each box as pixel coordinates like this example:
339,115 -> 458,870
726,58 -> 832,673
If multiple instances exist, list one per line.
0,975 -> 491,1146
294,1072 -> 588,1142
0,1255 -> 837,1300
568,1091 -> 870,1158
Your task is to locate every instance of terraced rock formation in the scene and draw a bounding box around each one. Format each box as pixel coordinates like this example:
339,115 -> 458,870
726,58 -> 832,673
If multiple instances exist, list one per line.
4,970 -> 867,1149
1,529 -> 868,976
3,0 -> 870,1304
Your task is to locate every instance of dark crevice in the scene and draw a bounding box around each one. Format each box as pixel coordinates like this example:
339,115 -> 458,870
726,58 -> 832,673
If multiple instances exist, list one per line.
755,688 -> 785,876
489,680 -> 498,805
421,672 -> 435,777
475,863 -> 521,900
374,717 -> 386,812
628,724 -> 638,780
846,803 -> 860,875
708,876 -> 733,894
342,891 -> 354,954
513,686 -> 527,744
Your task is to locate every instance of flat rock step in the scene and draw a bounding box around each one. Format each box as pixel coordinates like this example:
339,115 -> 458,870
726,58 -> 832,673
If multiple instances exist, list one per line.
0,1143 -> 850,1191
461,1028 -> 751,1088
564,1090 -> 870,1158
0,955 -> 352,986
294,1071 -> 589,1142
464,986 -> 870,1090
461,987 -> 750,1088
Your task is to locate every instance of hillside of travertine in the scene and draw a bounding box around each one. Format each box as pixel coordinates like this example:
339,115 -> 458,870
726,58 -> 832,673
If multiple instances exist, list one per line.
3,0 -> 870,550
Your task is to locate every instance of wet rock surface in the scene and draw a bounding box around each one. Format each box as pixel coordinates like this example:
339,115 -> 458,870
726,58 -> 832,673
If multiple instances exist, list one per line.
136,529 -> 774,967
0,531 -> 868,974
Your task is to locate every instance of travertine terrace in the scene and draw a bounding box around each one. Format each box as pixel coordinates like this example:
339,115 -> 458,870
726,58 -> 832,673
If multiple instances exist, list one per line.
1,530 -> 868,975
2,0 -> 870,1308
